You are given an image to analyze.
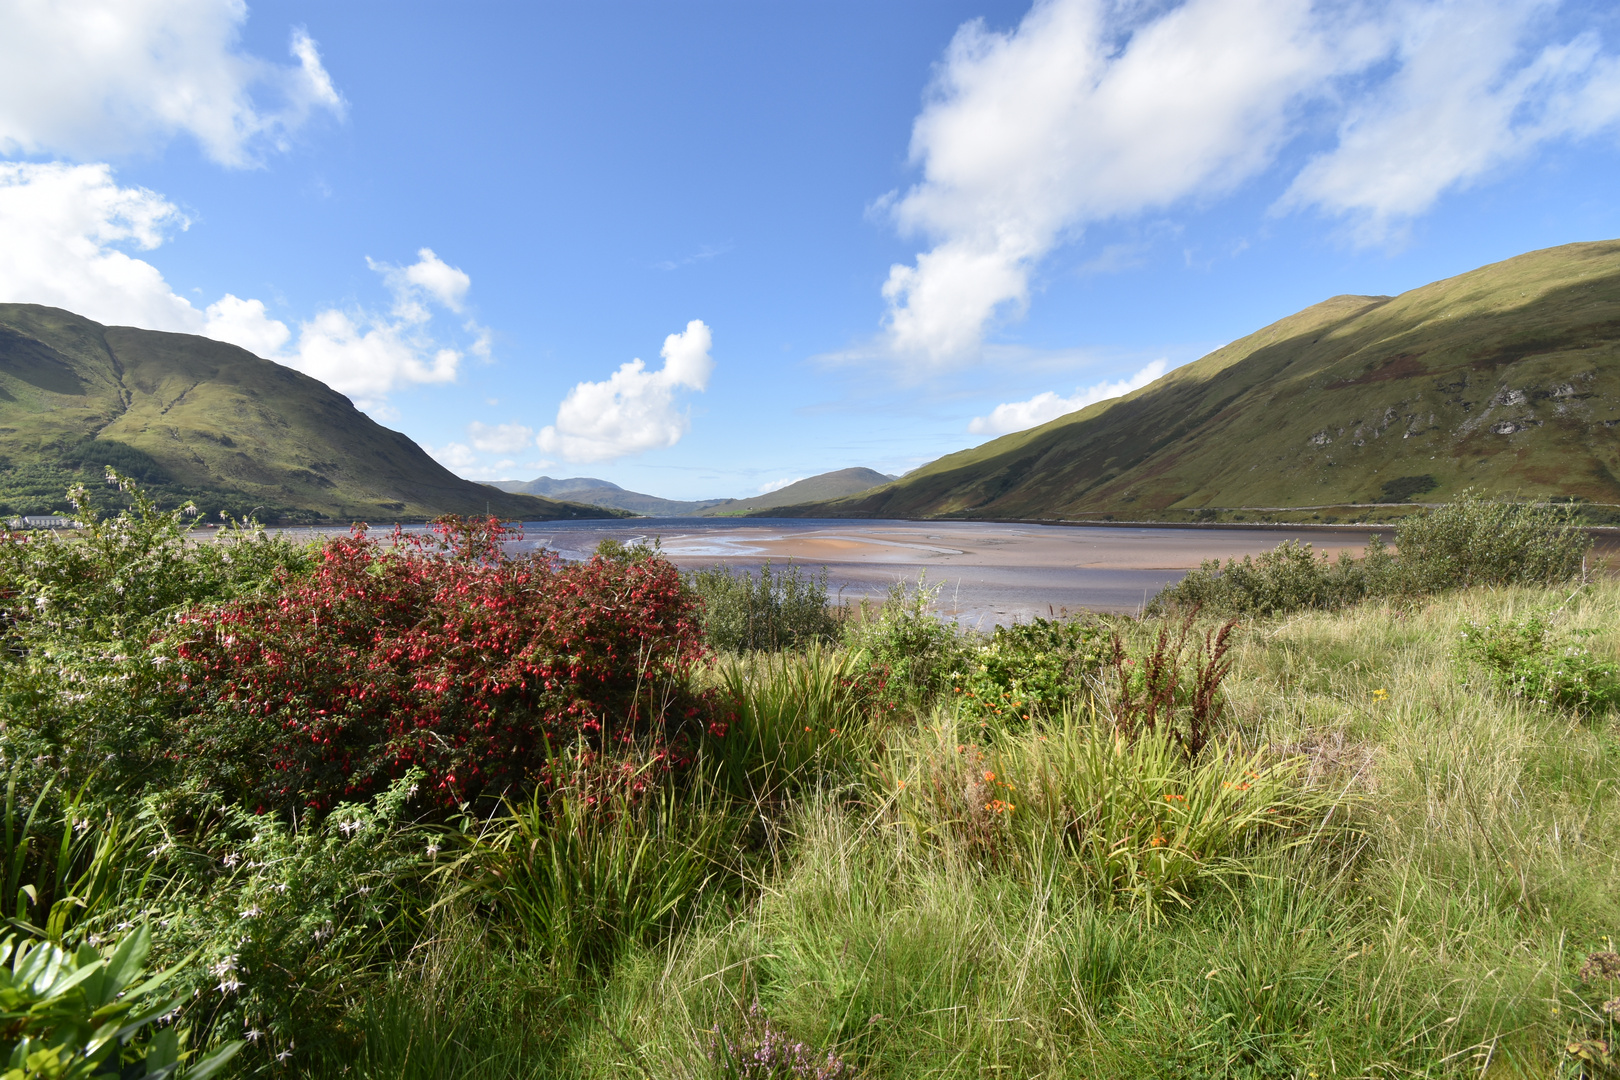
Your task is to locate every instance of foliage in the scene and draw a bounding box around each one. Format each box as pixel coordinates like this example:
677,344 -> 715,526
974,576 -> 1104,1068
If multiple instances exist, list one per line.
948,616 -> 1111,725
0,773 -> 152,946
97,774 -> 429,1071
1458,610 -> 1620,714
885,707 -> 1323,916
1394,489 -> 1591,590
169,517 -> 712,812
1016,724 -> 1327,913
686,561 -> 838,654
284,579 -> 1620,1078
709,643 -> 872,802
1154,493 -> 1591,617
447,768 -> 737,977
0,471 -> 310,801
1148,536 -> 1397,617
844,574 -> 964,710
0,925 -> 240,1080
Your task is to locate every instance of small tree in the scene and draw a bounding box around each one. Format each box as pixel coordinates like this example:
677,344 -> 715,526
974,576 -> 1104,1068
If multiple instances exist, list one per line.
1394,490 -> 1590,590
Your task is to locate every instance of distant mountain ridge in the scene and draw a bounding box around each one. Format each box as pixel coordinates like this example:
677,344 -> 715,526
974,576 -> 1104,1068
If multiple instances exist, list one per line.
486,476 -> 729,516
702,468 -> 896,515
0,304 -> 617,522
771,240 -> 1620,521
489,467 -> 897,517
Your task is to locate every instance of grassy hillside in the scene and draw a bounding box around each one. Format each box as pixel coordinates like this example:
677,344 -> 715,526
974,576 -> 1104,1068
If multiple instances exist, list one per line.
781,240 -> 1620,521
486,475 -> 729,516
0,304 -> 615,522
707,466 -> 895,516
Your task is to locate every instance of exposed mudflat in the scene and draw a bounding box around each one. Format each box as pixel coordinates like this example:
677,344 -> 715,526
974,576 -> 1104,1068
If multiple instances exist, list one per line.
512,518 -> 1381,627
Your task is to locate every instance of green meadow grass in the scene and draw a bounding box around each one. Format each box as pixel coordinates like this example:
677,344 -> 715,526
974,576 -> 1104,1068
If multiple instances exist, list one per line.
304,582 -> 1620,1079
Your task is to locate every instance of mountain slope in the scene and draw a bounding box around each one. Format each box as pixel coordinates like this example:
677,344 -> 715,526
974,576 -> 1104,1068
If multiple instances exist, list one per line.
701,467 -> 896,516
0,304 -> 615,522
778,240 -> 1620,520
486,476 -> 728,516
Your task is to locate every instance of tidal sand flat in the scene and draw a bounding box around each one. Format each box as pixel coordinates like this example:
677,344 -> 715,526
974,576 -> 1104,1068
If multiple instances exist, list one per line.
515,519 -> 1379,625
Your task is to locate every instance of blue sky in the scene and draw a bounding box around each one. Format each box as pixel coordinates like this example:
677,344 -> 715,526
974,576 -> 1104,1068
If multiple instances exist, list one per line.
2,0 -> 1619,500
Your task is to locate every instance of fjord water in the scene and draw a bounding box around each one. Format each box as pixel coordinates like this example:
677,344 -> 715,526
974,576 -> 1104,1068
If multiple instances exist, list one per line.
510,518 -> 1379,626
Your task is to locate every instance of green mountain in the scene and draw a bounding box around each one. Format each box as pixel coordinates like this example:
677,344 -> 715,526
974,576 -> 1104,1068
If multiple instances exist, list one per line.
485,476 -> 729,516
773,240 -> 1620,521
700,467 -> 897,516
0,304 -> 617,522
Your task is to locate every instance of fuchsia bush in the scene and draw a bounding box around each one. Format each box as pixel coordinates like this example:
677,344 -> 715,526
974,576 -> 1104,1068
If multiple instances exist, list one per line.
169,518 -> 713,811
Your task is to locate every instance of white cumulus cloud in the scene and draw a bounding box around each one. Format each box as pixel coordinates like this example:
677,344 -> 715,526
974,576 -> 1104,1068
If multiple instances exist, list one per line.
0,163 -> 471,409
0,161 -> 202,329
883,0 -> 1620,363
424,441 -> 482,476
202,293 -> 291,357
0,0 -> 343,167
969,359 -> 1167,436
288,307 -> 460,404
369,248 -> 472,320
883,0 -> 1371,365
538,320 -> 714,463
758,476 -> 805,494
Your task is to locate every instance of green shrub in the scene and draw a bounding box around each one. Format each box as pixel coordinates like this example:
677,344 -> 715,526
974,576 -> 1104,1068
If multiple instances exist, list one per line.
1458,612 -> 1620,714
1148,537 -> 1396,617
1395,490 -> 1591,590
1152,493 -> 1591,618
845,574 -> 964,709
686,561 -> 837,653
948,617 -> 1112,725
93,774 -> 431,1070
0,924 -> 241,1079
0,471 -> 311,804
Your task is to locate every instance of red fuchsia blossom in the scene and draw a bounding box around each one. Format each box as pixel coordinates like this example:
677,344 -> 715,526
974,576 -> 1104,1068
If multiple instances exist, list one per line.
167,516 -> 716,812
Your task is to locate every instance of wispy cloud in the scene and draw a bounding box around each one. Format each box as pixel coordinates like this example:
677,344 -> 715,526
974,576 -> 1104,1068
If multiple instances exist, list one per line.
1278,0 -> 1620,245
652,243 -> 731,271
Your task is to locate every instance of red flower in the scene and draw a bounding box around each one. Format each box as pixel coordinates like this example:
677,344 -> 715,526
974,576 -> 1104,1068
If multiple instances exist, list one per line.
167,516 -> 715,812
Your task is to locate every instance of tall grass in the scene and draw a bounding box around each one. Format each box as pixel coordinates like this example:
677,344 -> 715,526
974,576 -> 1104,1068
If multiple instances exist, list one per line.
449,769 -> 742,979
877,706 -> 1340,916
708,642 -> 874,802
293,583 -> 1620,1078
